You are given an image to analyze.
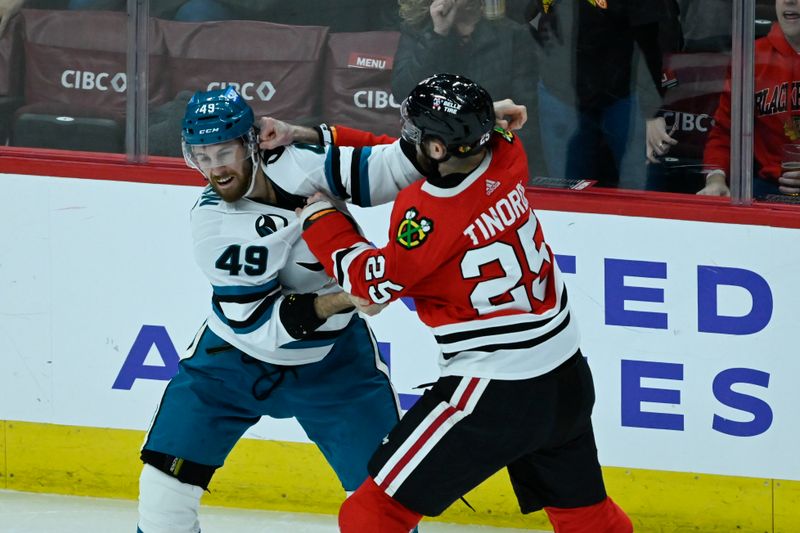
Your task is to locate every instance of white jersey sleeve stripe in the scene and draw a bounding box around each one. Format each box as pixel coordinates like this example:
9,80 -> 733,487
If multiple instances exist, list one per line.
332,243 -> 373,293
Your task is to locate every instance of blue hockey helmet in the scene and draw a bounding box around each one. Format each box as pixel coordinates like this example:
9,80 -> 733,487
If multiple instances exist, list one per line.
182,87 -> 260,177
182,86 -> 255,145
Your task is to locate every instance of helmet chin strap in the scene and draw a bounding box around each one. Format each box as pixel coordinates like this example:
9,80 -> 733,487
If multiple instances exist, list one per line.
243,150 -> 261,199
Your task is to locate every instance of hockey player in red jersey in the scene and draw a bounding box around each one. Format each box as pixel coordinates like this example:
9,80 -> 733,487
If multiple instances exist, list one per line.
299,74 -> 633,533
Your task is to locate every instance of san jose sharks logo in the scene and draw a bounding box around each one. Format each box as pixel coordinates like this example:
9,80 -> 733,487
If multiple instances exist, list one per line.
255,214 -> 289,237
396,207 -> 433,250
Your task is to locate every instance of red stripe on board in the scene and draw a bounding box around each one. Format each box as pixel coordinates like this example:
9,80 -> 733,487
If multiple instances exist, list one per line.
379,378 -> 480,491
1,147 -> 799,227
0,147 -> 204,187
527,186 -> 800,229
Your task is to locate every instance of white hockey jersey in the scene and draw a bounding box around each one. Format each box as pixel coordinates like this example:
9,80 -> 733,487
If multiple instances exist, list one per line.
190,141 -> 420,365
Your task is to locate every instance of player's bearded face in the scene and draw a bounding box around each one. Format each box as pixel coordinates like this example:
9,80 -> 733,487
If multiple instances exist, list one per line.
207,159 -> 253,202
193,141 -> 253,202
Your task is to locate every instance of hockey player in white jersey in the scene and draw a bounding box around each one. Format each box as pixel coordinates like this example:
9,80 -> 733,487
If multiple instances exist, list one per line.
135,87 -> 423,533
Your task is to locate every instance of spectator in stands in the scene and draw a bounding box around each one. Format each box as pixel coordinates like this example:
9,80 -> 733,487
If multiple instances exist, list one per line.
678,0 -> 777,53
0,0 -> 184,21
0,0 -> 23,35
391,0 -> 542,175
0,0 -> 72,35
678,0 -> 732,52
149,91 -> 194,157
168,0 -> 400,30
66,0 -> 124,10
62,0 -> 211,19
530,0 -> 680,189
700,0 -> 800,197
0,0 -> 401,29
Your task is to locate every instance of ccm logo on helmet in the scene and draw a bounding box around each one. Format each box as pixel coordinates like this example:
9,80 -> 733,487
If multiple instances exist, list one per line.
198,128 -> 221,135
61,70 -> 127,92
206,81 -> 276,101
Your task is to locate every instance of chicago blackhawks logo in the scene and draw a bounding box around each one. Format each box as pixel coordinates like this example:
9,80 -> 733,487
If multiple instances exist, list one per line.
494,125 -> 514,143
396,208 -> 433,250
784,116 -> 800,141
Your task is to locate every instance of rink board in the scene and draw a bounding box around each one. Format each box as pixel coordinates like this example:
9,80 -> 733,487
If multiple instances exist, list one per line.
3,421 -> 799,532
1,171 -> 800,531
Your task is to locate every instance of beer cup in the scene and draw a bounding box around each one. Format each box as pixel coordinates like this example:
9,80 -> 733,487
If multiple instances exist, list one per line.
781,144 -> 800,195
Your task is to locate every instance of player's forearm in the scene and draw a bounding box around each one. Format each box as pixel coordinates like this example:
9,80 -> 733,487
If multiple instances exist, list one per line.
287,124 -> 322,144
279,291 -> 352,339
302,206 -> 367,277
288,123 -> 342,146
313,292 -> 355,319
306,123 -> 396,147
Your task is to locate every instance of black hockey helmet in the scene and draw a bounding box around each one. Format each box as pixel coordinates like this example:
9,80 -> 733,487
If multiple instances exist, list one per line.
400,73 -> 495,158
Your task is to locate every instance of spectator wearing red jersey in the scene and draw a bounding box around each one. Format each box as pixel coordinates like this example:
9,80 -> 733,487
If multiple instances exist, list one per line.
700,0 -> 800,197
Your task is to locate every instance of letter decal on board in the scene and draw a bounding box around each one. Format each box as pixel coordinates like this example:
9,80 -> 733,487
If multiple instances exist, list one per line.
621,359 -> 684,430
712,368 -> 773,437
112,325 -> 180,390
698,266 -> 773,335
605,259 -> 668,329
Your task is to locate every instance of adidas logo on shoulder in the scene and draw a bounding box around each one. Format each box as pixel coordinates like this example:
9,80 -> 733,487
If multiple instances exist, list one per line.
485,179 -> 501,196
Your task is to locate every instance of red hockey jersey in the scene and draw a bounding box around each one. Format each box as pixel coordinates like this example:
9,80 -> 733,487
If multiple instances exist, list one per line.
704,23 -> 800,182
303,131 -> 579,380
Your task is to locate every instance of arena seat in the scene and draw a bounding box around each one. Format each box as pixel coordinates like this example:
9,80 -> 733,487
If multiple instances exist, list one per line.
12,104 -> 124,153
11,9 -> 169,153
649,52 -> 731,192
322,31 -> 402,137
0,13 -> 25,145
159,19 -> 328,122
